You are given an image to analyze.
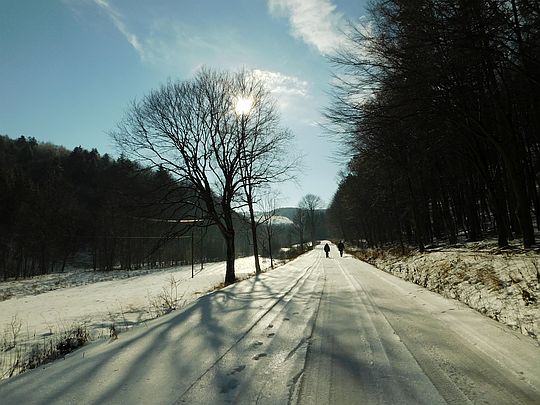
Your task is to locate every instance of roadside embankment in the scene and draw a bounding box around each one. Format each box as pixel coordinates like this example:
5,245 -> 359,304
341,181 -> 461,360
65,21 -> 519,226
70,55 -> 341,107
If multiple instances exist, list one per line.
351,245 -> 540,342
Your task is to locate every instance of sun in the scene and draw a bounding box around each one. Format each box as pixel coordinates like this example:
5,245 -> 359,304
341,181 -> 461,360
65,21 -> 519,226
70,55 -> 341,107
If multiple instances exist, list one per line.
234,96 -> 253,115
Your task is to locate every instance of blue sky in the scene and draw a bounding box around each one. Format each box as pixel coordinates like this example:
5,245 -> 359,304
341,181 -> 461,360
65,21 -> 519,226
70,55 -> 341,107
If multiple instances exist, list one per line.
1,0 -> 367,207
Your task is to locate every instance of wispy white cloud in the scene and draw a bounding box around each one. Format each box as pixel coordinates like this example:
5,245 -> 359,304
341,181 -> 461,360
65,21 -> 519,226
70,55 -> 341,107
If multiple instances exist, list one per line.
93,0 -> 145,59
253,69 -> 309,97
88,1 -> 251,72
267,0 -> 344,55
251,69 -> 313,115
83,1 -> 317,100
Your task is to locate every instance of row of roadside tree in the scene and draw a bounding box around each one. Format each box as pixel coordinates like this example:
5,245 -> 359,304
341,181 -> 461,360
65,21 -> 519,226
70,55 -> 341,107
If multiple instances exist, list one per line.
0,135 -> 309,280
2,68 -> 333,283
327,0 -> 540,250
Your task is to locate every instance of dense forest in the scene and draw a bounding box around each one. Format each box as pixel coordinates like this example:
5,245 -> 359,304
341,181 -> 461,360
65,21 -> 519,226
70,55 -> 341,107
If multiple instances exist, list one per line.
0,135 -> 228,279
0,135 -> 306,280
327,0 -> 540,251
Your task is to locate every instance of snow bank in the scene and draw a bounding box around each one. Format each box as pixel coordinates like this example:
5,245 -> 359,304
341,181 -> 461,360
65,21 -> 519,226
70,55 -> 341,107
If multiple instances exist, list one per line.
353,246 -> 540,341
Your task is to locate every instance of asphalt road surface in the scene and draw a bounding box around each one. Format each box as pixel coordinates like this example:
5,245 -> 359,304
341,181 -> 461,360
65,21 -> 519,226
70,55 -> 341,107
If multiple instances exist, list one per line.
1,243 -> 539,404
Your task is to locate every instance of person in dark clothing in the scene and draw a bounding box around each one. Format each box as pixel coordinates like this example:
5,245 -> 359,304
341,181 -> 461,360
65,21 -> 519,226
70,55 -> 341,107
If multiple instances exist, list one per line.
337,241 -> 345,257
324,243 -> 330,258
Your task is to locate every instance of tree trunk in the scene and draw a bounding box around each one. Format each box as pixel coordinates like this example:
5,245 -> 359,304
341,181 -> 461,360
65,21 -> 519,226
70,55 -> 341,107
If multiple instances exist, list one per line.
489,170 -> 510,248
224,230 -> 236,284
248,206 -> 262,274
267,229 -> 274,269
504,158 -> 535,247
406,175 -> 425,252
442,190 -> 458,245
464,177 -> 482,242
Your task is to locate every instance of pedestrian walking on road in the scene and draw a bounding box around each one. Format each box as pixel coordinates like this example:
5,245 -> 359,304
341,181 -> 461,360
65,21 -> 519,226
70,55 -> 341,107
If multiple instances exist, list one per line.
324,243 -> 330,258
338,241 -> 345,257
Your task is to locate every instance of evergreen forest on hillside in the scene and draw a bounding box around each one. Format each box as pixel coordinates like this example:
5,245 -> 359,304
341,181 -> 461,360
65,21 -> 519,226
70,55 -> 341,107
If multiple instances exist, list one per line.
0,135 -> 216,278
0,135 -> 323,280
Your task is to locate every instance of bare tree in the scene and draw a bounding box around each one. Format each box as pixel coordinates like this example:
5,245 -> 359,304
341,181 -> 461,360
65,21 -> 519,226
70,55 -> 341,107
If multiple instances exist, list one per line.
299,194 -> 323,248
326,0 -> 540,250
234,70 -> 299,274
113,68 -> 251,284
258,191 -> 281,269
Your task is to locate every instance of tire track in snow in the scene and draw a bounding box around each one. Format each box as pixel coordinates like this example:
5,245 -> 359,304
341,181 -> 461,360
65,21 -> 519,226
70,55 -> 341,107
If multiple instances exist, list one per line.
174,252 -> 323,404
297,255 -> 446,404
345,260 -> 540,404
337,259 -> 465,404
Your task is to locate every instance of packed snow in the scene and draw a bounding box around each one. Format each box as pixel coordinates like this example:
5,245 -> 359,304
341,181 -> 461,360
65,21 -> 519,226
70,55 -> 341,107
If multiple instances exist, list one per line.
353,241 -> 540,342
0,256 -> 278,379
0,244 -> 538,404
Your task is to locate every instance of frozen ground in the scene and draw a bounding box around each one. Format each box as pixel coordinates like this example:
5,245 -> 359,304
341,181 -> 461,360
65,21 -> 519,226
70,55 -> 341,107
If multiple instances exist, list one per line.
0,256 -> 278,379
352,241 -> 540,342
1,243 -> 538,404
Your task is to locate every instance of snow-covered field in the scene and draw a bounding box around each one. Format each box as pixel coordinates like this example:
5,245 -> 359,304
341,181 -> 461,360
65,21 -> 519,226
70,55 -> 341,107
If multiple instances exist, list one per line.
0,256 -> 278,379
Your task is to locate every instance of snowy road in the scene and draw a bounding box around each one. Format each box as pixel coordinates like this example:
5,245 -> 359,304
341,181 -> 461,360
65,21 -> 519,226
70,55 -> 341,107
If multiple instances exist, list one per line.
1,243 -> 539,404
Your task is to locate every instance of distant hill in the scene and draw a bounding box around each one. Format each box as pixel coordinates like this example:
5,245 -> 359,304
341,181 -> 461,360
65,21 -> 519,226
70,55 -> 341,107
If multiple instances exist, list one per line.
276,207 -> 327,222
270,215 -> 294,226
275,207 -> 299,221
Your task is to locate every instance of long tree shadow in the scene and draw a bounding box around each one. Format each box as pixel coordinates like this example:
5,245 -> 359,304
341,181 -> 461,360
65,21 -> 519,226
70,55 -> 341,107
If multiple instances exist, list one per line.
0,284 -> 239,403
0,263 -> 316,404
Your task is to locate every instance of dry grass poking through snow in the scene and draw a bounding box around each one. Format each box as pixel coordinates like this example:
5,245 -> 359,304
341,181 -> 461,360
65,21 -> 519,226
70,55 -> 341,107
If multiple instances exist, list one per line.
0,255 -> 288,379
1,320 -> 90,379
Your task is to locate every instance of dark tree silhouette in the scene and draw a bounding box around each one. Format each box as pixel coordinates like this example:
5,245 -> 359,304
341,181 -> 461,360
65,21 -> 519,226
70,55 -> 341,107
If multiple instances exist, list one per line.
234,70 -> 298,274
0,135 -> 218,279
326,0 -> 540,249
113,68 -> 297,283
